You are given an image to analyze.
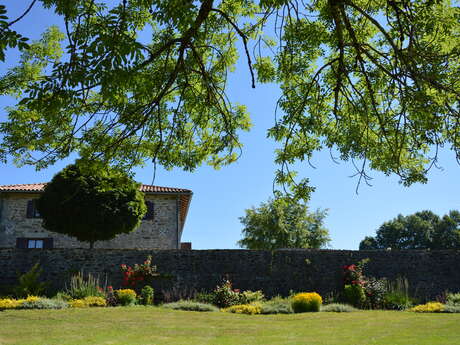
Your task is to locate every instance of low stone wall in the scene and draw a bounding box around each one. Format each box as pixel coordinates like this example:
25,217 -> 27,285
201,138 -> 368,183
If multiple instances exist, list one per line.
1,248 -> 459,300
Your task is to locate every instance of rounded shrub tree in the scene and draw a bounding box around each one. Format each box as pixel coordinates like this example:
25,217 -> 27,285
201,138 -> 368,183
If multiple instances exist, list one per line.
36,160 -> 146,248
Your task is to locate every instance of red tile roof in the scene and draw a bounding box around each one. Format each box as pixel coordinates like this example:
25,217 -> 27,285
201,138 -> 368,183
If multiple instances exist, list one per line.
0,183 -> 45,192
0,183 -> 191,194
140,184 -> 192,194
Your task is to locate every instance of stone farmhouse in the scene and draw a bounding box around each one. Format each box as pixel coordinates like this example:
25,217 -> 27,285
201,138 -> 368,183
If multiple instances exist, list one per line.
0,183 -> 192,250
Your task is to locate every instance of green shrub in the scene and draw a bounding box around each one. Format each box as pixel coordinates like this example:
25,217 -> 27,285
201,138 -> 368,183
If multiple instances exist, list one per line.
13,263 -> 47,298
66,272 -> 105,299
443,304 -> 460,313
240,290 -> 264,304
364,277 -> 387,309
322,291 -> 340,305
383,277 -> 413,310
223,303 -> 261,315
140,285 -> 154,305
291,292 -> 322,313
120,256 -> 159,289
321,303 -> 357,312
54,292 -> 72,301
446,293 -> 460,306
21,298 -> 68,309
343,285 -> 366,308
212,280 -> 241,308
260,297 -> 292,314
115,289 -> 137,306
163,300 -> 219,312
383,292 -> 413,310
195,292 -> 214,305
195,286 -> 262,307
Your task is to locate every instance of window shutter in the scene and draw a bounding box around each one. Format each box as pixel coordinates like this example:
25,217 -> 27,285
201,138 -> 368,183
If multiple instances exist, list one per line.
26,200 -> 34,218
144,201 -> 154,220
43,238 -> 54,249
16,238 -> 28,249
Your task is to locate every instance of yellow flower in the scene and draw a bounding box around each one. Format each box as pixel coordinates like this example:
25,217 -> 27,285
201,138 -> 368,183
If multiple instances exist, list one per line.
291,292 -> 323,312
222,303 -> 262,315
0,298 -> 22,309
69,296 -> 107,308
69,299 -> 89,308
410,302 -> 444,313
115,289 -> 137,298
84,296 -> 106,307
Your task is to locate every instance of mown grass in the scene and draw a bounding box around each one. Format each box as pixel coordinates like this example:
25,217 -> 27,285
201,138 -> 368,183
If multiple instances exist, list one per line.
0,307 -> 459,345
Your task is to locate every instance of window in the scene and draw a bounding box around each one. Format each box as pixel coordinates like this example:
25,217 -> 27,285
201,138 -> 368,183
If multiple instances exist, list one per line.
143,201 -> 154,220
28,239 -> 43,249
26,200 -> 41,218
16,238 -> 53,249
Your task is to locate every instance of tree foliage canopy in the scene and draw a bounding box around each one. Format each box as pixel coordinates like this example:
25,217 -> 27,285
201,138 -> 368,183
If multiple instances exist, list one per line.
238,197 -> 330,249
359,210 -> 460,250
36,160 -> 147,248
1,0 -> 460,199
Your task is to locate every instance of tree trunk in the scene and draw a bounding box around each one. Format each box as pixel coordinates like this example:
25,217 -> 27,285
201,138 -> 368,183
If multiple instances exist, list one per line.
89,241 -> 94,249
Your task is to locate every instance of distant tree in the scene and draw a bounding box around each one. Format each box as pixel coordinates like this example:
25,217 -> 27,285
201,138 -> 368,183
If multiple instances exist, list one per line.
37,160 -> 146,248
359,210 -> 460,250
237,197 -> 330,250
359,236 -> 379,251
432,211 -> 460,250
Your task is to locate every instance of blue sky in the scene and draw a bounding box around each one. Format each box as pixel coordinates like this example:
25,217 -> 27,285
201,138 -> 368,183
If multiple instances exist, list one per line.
1,2 -> 459,250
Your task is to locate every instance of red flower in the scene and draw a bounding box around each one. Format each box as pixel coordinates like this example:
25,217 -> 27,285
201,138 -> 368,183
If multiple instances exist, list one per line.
343,264 -> 356,271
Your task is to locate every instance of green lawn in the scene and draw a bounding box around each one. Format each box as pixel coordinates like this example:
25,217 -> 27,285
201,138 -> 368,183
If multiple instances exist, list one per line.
0,307 -> 459,345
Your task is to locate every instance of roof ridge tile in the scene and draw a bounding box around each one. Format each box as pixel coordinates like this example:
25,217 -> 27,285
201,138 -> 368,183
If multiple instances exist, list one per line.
0,182 -> 192,193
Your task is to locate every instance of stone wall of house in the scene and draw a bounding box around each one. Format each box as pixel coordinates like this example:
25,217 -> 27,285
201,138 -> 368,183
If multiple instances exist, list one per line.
1,248 -> 459,300
0,193 -> 180,249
